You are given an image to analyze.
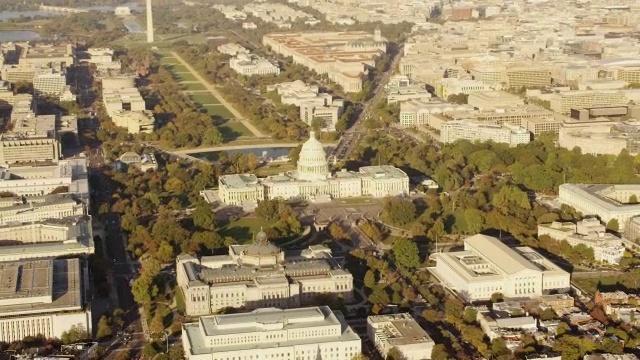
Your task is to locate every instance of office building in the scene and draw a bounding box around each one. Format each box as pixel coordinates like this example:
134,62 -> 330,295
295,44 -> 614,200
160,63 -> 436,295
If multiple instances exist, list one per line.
367,314 -> 434,360
538,219 -> 625,264
268,81 -> 344,131
549,91 -> 628,114
558,122 -> 640,155
177,235 -> 353,315
110,110 -> 155,134
102,87 -> 146,118
0,159 -> 88,199
230,52 -> 280,76
467,91 -> 524,110
435,78 -> 492,98
0,105 -> 61,166
218,132 -> 409,206
182,306 -> 361,360
0,258 -> 91,343
398,100 -> 471,128
441,121 -> 531,147
385,76 -> 432,104
32,70 -> 68,98
18,43 -> 74,70
432,234 -> 571,301
0,215 -> 93,262
559,184 -> 640,232
505,68 -> 551,89
0,194 -> 83,225
263,30 -> 386,93
1,65 -> 38,83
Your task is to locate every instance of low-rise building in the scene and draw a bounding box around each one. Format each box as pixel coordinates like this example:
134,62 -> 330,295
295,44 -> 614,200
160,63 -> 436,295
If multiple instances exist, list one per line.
182,306 -> 361,360
102,87 -> 146,118
435,78 -> 492,98
0,195 -> 85,226
385,75 -> 432,104
110,110 -> 155,134
441,121 -> 531,147
32,69 -> 68,98
0,159 -> 89,200
538,219 -> 626,264
0,216 -> 93,262
398,99 -> 470,128
559,121 -> 640,156
467,91 -> 524,110
230,52 -> 280,76
218,133 -> 408,206
432,234 -> 571,301
367,313 -> 434,360
558,184 -> 640,232
538,294 -> 575,312
0,258 -> 91,343
118,152 -> 158,171
177,235 -> 353,315
549,91 -> 628,115
216,43 -> 249,56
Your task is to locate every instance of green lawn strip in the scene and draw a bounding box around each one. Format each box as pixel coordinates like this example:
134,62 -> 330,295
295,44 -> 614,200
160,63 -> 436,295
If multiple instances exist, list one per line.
204,104 -> 234,119
190,93 -> 221,105
181,82 -> 207,91
220,217 -> 275,244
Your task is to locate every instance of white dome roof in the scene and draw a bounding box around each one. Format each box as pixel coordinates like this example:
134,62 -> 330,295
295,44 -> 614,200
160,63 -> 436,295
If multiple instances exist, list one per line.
297,131 -> 329,181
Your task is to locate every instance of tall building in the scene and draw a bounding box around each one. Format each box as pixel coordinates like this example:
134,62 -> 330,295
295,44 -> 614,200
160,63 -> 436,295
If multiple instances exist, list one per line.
218,132 -> 409,206
146,0 -> 154,43
176,234 -> 353,316
181,306 -> 361,360
432,234 -> 571,301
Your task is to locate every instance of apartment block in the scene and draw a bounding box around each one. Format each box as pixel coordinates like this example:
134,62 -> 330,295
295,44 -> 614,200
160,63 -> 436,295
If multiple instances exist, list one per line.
263,30 -> 386,93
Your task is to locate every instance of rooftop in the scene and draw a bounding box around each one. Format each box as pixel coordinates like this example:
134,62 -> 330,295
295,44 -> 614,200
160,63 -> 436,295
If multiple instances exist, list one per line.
0,258 -> 82,317
367,313 -> 434,346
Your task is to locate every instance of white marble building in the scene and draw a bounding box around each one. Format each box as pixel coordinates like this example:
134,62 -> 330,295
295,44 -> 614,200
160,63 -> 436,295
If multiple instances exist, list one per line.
432,235 -> 571,301
176,232 -> 353,316
182,306 -> 361,360
218,132 -> 409,206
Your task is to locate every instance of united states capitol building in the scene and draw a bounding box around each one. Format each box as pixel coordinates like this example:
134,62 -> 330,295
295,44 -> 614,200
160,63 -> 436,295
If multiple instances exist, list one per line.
177,230 -> 353,316
218,132 -> 409,206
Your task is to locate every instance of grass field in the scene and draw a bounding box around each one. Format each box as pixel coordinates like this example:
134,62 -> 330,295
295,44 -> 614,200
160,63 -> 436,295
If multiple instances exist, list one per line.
181,83 -> 207,91
204,104 -> 234,119
172,72 -> 198,82
190,93 -> 221,105
164,64 -> 189,73
220,217 -> 275,244
159,56 -> 178,65
219,120 -> 252,139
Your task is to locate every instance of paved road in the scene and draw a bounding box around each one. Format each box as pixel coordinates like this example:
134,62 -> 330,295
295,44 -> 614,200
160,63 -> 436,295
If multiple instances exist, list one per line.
169,51 -> 266,138
332,44 -> 405,160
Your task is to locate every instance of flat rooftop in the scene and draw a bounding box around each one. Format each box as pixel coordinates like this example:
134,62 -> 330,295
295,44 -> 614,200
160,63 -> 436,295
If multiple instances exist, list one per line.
184,306 -> 360,355
368,313 -> 434,346
4,114 -> 55,139
220,174 -> 260,188
0,258 -> 82,316
359,165 -> 407,179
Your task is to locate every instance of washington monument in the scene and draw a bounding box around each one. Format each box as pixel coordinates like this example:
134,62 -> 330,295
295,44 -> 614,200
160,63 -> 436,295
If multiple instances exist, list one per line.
146,0 -> 154,43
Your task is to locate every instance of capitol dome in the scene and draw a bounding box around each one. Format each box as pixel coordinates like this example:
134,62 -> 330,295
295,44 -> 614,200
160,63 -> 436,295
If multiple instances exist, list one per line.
297,131 -> 329,181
